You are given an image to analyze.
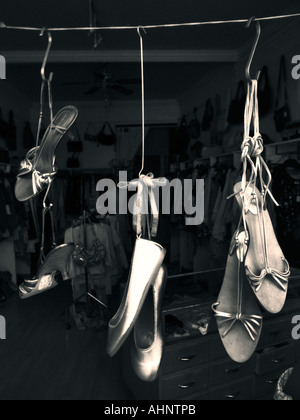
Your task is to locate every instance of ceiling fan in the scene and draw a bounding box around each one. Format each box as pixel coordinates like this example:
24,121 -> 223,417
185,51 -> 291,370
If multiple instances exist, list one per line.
64,64 -> 141,97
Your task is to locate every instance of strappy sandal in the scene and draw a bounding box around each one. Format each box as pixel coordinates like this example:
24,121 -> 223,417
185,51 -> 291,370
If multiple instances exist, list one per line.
15,106 -> 78,202
212,229 -> 263,363
19,243 -> 75,299
228,78 -> 290,314
19,272 -> 60,300
233,181 -> 290,314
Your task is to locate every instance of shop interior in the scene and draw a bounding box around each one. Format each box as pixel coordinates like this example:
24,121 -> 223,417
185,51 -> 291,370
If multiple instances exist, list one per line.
0,0 -> 300,401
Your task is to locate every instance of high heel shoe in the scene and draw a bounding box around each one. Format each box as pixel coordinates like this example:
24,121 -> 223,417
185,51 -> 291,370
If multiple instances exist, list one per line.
130,264 -> 167,382
107,237 -> 166,358
15,106 -> 78,202
19,243 -> 75,299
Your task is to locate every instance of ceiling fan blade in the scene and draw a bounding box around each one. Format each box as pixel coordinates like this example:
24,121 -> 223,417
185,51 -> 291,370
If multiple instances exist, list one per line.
111,84 -> 133,95
63,82 -> 90,86
85,85 -> 102,95
93,72 -> 105,81
115,78 -> 141,85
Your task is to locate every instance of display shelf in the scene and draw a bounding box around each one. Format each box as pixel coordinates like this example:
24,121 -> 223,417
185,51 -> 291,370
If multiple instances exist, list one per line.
265,138 -> 300,148
264,138 -> 300,162
170,138 -> 300,174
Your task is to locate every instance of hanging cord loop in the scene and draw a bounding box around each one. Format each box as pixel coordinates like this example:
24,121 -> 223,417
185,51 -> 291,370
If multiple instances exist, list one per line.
137,26 -> 147,178
116,26 -> 169,241
118,173 -> 167,240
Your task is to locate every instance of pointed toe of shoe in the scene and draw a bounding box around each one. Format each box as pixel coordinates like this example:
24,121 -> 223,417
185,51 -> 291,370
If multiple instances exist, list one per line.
216,318 -> 262,364
15,173 -> 35,202
130,336 -> 164,382
106,321 -> 127,358
106,238 -> 166,358
254,277 -> 287,314
129,265 -> 167,382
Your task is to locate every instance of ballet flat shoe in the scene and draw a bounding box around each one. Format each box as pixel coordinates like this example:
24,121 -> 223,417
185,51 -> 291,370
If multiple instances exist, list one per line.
107,237 -> 166,358
130,265 -> 167,382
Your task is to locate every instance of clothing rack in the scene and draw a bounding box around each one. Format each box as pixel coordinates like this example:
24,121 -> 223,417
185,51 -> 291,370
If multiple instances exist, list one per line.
65,210 -> 107,330
167,267 -> 226,280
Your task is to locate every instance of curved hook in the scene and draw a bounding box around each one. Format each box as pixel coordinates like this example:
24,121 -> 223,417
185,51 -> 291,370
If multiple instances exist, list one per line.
245,17 -> 261,82
137,25 -> 147,40
40,29 -> 53,82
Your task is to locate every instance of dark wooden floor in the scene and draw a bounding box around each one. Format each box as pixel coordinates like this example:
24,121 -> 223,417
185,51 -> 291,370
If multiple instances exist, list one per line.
0,282 -> 134,400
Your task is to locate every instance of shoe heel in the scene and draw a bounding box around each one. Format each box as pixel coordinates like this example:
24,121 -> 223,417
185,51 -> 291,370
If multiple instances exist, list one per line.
61,270 -> 70,281
38,243 -> 74,278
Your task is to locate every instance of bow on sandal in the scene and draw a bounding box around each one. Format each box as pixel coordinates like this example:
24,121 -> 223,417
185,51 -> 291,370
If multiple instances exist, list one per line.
212,230 -> 263,363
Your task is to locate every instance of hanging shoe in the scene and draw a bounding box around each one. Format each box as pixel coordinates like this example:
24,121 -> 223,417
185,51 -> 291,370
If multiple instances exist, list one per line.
107,237 -> 166,358
19,272 -> 60,300
212,230 -> 263,363
130,264 -> 167,382
15,106 -> 78,202
19,243 -> 75,300
234,182 -> 290,314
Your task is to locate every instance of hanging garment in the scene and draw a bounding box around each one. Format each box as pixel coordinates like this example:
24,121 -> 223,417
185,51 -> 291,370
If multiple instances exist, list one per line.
272,161 -> 300,267
258,65 -> 272,116
202,99 -> 214,131
227,81 -> 247,125
274,55 -> 291,132
65,217 -> 127,295
212,180 -> 230,242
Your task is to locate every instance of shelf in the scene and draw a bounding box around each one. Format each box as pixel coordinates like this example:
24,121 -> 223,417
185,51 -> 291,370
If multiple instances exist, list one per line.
170,138 -> 300,173
265,138 -> 300,148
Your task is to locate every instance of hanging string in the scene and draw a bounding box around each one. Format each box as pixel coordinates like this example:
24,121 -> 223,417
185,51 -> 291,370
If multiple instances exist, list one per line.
137,27 -> 146,178
0,12 -> 300,33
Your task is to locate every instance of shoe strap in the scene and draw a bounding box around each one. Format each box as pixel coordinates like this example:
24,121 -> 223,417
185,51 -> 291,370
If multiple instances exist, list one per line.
32,168 -> 57,196
49,123 -> 68,135
118,173 -> 168,239
19,146 -> 40,171
228,80 -> 278,208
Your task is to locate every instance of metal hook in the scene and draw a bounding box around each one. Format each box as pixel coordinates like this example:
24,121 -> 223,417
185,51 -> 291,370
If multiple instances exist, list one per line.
137,26 -> 147,37
245,17 -> 261,82
40,29 -> 53,82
